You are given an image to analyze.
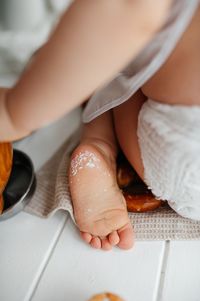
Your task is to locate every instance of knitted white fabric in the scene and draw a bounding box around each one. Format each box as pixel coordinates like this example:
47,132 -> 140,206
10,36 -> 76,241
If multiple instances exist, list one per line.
137,99 -> 200,221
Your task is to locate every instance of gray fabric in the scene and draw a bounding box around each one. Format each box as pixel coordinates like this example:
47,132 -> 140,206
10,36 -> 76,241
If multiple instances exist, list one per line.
83,0 -> 199,123
25,130 -> 200,240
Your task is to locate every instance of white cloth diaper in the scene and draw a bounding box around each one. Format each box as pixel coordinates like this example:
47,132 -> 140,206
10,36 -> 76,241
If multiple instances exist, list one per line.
137,99 -> 200,220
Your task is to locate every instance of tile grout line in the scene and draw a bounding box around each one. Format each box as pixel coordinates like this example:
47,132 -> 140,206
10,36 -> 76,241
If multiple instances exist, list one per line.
154,240 -> 170,301
24,214 -> 69,301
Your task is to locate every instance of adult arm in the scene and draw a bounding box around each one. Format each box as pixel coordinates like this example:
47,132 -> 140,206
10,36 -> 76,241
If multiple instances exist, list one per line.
0,0 -> 171,141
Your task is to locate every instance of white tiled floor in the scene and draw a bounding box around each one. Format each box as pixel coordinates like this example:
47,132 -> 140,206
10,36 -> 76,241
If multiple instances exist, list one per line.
31,219 -> 165,301
1,110 -> 200,301
1,2 -> 199,300
0,211 -> 68,301
162,241 -> 200,301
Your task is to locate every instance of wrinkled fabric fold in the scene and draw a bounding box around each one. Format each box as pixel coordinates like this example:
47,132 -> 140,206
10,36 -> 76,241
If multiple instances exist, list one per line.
23,129 -> 200,240
83,0 -> 199,123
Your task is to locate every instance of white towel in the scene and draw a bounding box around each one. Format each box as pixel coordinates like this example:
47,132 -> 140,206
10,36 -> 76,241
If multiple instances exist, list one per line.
24,128 -> 200,241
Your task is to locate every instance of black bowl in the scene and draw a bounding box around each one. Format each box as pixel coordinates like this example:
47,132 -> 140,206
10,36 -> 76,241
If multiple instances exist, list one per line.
0,149 -> 36,221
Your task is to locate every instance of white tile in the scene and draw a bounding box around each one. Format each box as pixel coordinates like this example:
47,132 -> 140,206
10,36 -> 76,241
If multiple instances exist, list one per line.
32,219 -> 165,301
0,211 -> 68,301
0,102 -> 80,301
162,241 -> 200,301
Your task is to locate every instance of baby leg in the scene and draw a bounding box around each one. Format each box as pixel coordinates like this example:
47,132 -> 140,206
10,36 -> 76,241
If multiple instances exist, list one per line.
114,89 -> 200,221
69,110 -> 134,250
113,90 -> 146,181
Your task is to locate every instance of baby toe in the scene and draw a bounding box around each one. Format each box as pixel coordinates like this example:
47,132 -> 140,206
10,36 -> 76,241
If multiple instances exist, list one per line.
100,237 -> 112,251
81,232 -> 92,244
90,236 -> 101,249
108,231 -> 120,246
117,222 -> 134,250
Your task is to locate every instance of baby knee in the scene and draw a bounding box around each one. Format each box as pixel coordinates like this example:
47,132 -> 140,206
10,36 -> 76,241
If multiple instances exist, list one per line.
137,99 -> 200,220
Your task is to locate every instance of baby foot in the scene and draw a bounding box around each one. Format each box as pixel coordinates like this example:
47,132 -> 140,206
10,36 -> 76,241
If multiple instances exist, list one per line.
69,141 -> 134,251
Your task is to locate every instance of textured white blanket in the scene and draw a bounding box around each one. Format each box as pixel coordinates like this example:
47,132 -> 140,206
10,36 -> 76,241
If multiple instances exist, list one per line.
138,99 -> 200,221
24,129 -> 200,240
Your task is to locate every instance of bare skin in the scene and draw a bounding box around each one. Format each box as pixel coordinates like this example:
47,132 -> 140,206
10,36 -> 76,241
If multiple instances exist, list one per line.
0,0 -> 171,142
69,111 -> 134,250
69,6 -> 200,250
142,5 -> 200,105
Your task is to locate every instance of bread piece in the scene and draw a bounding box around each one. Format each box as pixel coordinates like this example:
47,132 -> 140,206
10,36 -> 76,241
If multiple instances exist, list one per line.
117,152 -> 165,212
0,143 -> 13,214
0,143 -> 13,194
124,192 -> 163,212
88,292 -> 124,301
117,161 -> 136,188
